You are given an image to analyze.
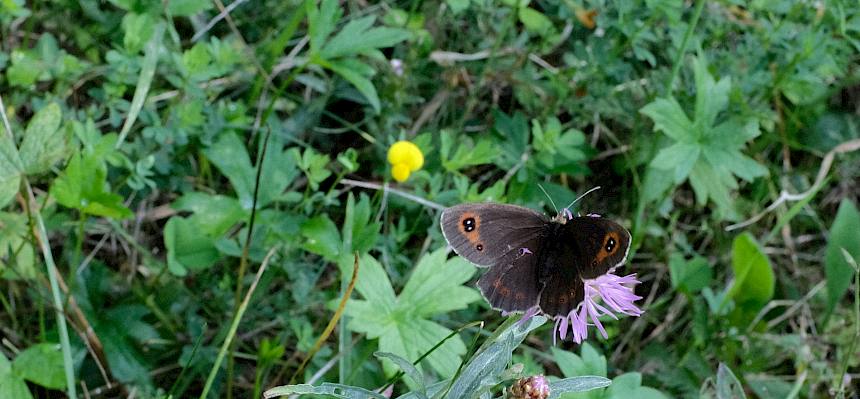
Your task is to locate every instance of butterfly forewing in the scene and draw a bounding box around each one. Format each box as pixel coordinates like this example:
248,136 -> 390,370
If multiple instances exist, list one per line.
561,217 -> 631,279
440,203 -> 548,267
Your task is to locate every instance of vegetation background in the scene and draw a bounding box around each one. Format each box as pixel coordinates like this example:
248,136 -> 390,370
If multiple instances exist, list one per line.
1,0 -> 859,398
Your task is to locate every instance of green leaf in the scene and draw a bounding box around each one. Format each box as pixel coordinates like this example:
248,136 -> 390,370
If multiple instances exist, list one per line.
307,0 -> 341,54
172,193 -> 246,236
441,131 -> 497,172
639,97 -> 694,143
0,212 -> 37,280
728,233 -> 774,310
399,248 -> 480,317
347,252 -> 480,379
320,16 -> 410,59
716,363 -> 746,399
0,356 -> 31,399
181,42 -> 213,81
264,382 -> 387,399
327,59 -> 381,113
824,199 -> 860,314
341,193 -> 381,254
49,152 -> 132,219
122,12 -> 156,53
373,352 -> 426,397
519,7 -> 554,36
19,103 -> 66,175
445,316 -> 546,399
553,343 -> 607,378
163,216 -> 221,276
669,254 -> 712,294
300,215 -> 341,261
167,0 -> 212,16
446,0 -> 471,14
0,130 -> 22,209
650,142 -> 700,183
293,147 -> 331,191
11,343 -> 65,389
6,50 -> 43,87
642,56 -> 767,220
550,377 -> 612,398
693,56 -> 731,129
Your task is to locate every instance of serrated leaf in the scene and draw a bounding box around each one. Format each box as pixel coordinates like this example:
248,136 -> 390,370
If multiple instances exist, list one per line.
693,56 -> 731,129
49,152 -> 132,219
122,12 -> 156,53
11,343 -> 65,389
320,16 -> 410,59
639,97 -> 694,142
307,0 -> 341,53
399,248 -> 480,317
327,59 -> 381,113
346,252 -> 480,379
19,103 -> 65,175
728,233 -> 774,311
825,199 -> 860,315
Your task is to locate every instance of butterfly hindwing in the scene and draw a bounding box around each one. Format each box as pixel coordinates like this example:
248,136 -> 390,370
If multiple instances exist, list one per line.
476,235 -> 544,312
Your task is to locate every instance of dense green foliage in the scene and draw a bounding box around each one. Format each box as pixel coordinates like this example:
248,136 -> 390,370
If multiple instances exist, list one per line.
1,0 -> 859,398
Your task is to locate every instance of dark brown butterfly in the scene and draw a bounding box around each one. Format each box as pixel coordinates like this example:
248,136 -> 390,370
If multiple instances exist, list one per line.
440,203 -> 631,317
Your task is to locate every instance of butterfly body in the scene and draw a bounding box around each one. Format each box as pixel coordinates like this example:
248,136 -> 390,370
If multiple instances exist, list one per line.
441,203 -> 631,318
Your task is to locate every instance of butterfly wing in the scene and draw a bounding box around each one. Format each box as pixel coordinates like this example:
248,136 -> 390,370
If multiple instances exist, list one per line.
538,216 -> 631,317
538,263 -> 584,317
440,203 -> 548,267
561,216 -> 632,279
476,235 -> 544,312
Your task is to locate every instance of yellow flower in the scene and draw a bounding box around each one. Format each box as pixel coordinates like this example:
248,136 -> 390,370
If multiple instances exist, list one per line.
387,140 -> 424,182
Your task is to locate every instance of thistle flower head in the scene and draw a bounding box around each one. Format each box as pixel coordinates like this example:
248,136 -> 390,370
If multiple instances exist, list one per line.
511,375 -> 550,399
551,273 -> 643,344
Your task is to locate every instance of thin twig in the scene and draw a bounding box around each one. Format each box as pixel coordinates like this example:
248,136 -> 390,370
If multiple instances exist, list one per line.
726,139 -> 860,231
191,0 -> 251,42
341,178 -> 445,211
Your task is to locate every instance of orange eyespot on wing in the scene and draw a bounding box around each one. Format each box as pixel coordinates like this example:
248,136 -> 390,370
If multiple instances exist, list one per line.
458,212 -> 481,244
594,232 -> 621,264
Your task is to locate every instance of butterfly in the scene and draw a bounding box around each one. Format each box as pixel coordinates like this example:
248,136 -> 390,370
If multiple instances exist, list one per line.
440,202 -> 631,318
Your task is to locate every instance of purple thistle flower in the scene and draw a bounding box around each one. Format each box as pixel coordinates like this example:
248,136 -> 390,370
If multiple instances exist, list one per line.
552,273 -> 643,344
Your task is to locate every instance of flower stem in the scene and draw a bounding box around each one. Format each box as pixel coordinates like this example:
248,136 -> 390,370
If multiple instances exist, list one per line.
665,0 -> 706,95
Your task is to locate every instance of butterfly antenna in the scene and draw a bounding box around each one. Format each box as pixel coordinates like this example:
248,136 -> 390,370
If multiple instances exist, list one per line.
564,186 -> 602,210
537,183 -> 559,214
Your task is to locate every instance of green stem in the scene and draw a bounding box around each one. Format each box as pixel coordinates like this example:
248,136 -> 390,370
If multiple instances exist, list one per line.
200,247 -> 279,398
664,0 -> 706,96
0,94 -> 77,398
27,181 -> 78,398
